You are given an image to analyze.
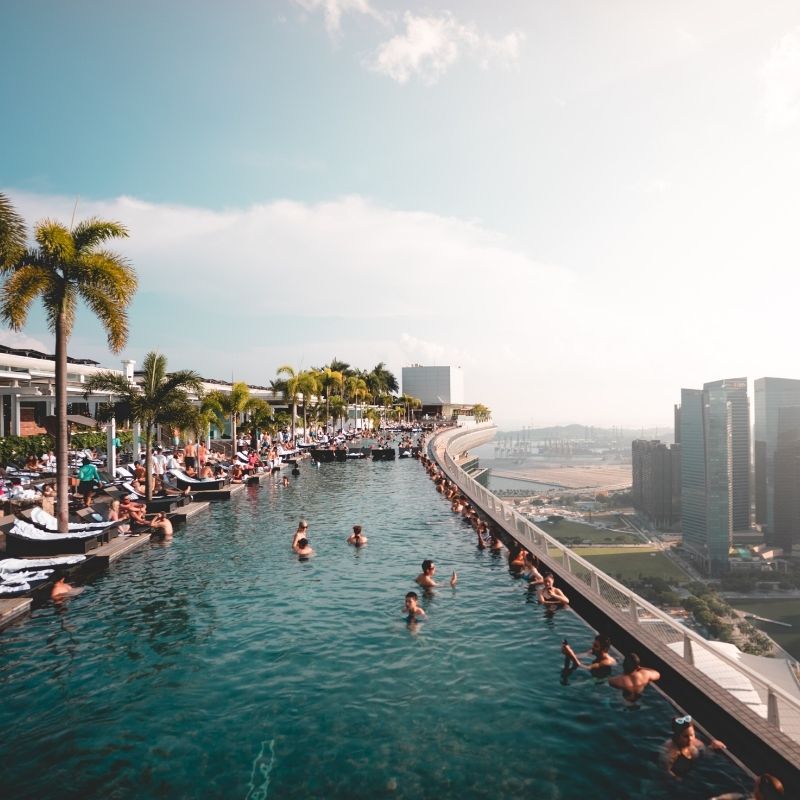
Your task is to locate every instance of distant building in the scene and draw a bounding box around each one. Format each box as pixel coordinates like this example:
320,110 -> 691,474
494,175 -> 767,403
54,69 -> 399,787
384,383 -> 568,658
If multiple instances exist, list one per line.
753,377 -> 800,542
773,406 -> 800,555
631,439 -> 680,528
401,365 -> 466,418
680,377 -> 750,577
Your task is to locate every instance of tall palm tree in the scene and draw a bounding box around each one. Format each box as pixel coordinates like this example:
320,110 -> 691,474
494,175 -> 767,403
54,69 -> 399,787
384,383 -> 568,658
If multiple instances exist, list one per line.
316,366 -> 343,431
1,200 -> 137,531
296,370 -> 319,440
276,364 -> 300,441
329,397 -> 347,433
85,351 -> 202,501
366,362 -> 399,397
241,398 -> 274,447
206,381 -> 263,450
346,375 -> 369,430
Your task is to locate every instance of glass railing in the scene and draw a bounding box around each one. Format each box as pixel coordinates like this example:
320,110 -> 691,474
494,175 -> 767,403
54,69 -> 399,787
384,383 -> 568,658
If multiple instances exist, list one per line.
432,424 -> 800,748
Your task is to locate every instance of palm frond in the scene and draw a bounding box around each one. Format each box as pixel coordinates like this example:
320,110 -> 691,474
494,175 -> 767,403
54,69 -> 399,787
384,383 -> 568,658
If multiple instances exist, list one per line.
79,250 -> 138,302
84,371 -> 137,400
0,193 -> 27,270
34,221 -> 75,267
71,218 -> 128,251
0,264 -> 53,329
79,284 -> 129,352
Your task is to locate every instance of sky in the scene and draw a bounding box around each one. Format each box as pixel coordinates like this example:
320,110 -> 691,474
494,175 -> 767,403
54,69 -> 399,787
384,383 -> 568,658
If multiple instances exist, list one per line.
2,0 -> 800,429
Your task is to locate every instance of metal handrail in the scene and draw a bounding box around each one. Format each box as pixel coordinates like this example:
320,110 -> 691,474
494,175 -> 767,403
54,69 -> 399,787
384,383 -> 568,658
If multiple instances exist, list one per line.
432,424 -> 800,742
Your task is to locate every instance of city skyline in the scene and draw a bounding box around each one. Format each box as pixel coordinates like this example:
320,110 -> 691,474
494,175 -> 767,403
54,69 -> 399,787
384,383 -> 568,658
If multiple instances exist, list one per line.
3,2 -> 800,428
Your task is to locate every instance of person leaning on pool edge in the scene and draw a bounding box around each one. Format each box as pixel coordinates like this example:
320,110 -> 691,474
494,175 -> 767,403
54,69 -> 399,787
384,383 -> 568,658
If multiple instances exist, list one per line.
661,714 -> 726,779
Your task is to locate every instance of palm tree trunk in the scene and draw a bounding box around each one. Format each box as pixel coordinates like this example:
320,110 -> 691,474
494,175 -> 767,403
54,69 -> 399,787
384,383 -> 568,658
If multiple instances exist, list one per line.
55,311 -> 71,532
291,402 -> 297,442
231,413 -> 237,452
145,425 -> 153,502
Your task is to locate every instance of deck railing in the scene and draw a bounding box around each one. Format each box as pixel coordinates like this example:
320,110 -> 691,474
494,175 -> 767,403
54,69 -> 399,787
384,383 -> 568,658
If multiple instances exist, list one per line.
432,424 -> 800,747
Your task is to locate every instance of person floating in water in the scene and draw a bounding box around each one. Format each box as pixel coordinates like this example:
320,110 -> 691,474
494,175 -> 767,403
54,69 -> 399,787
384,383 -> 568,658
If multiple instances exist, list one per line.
661,715 -> 726,780
347,524 -> 368,547
560,633 -> 616,683
538,573 -> 569,608
415,559 -> 457,588
404,591 -> 426,622
608,652 -> 660,703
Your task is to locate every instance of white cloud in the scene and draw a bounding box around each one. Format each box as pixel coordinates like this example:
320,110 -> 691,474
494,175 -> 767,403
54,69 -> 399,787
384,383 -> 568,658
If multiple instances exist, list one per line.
762,27 -> 800,129
0,330 -> 51,351
292,0 -> 381,37
370,12 -> 524,85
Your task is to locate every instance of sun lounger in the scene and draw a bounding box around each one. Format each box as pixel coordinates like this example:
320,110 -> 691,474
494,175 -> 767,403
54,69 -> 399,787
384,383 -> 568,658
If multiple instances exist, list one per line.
29,505 -> 118,533
5,520 -> 102,556
166,470 -> 226,491
120,483 -> 179,510
0,555 -> 87,572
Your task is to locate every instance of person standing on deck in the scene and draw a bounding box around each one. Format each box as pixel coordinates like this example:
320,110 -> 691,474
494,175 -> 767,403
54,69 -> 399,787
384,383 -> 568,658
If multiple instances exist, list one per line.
184,440 -> 197,469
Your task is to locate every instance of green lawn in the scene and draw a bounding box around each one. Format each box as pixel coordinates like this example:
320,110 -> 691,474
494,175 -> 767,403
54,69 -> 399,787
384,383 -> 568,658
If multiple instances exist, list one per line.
729,598 -> 800,660
537,519 -> 640,545
571,547 -> 692,584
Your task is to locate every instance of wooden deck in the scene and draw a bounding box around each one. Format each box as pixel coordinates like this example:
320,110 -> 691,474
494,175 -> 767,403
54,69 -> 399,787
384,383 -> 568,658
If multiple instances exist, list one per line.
169,501 -> 210,524
0,597 -> 32,629
89,533 -> 151,565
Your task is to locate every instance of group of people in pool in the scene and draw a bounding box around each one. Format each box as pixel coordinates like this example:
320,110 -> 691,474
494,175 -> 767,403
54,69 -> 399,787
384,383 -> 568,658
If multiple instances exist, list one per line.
415,435 -> 786,797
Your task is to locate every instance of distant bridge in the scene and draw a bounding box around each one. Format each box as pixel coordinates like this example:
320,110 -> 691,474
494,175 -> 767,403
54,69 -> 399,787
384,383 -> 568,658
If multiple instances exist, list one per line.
432,424 -> 800,792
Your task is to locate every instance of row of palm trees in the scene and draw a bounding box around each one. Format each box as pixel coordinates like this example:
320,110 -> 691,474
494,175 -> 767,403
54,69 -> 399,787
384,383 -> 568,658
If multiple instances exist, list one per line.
0,192 -> 489,529
272,361 -> 423,441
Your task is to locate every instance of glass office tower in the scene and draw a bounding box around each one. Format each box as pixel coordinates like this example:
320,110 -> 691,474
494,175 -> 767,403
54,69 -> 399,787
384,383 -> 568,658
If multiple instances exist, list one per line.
680,378 -> 750,576
753,377 -> 800,542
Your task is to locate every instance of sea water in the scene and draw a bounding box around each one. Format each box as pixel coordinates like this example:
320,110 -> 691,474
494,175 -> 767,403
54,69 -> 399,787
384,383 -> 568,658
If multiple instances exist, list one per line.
0,459 -> 750,799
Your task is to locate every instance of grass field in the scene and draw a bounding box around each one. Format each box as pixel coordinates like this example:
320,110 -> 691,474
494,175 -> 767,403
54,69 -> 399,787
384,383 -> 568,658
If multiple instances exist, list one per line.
729,598 -> 800,660
571,547 -> 692,583
537,519 -> 640,545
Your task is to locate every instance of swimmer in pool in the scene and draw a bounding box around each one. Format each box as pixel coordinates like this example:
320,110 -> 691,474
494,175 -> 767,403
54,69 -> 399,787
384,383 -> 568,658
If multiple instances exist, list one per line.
292,519 -> 309,550
538,573 -> 569,608
710,772 -> 784,800
51,575 -> 73,600
347,524 -> 368,547
608,652 -> 660,703
294,538 -> 314,559
404,591 -> 426,621
561,633 -> 616,679
415,560 -> 457,588
661,715 -> 726,780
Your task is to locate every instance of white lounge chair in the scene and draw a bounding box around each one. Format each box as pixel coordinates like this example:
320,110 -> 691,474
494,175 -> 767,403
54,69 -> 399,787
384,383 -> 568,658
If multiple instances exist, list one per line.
30,505 -> 118,532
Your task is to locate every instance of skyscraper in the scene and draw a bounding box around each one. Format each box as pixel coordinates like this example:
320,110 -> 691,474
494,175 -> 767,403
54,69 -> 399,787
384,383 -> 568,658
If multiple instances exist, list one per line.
680,378 -> 750,576
753,377 -> 800,541
772,405 -> 800,554
632,440 -> 680,528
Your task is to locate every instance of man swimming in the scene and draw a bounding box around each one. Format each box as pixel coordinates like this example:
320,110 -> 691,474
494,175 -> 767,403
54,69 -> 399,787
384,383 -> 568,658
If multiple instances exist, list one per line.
149,512 -> 174,541
347,524 -> 368,546
404,591 -> 426,621
294,538 -> 314,559
608,652 -> 660,703
415,559 -> 457,588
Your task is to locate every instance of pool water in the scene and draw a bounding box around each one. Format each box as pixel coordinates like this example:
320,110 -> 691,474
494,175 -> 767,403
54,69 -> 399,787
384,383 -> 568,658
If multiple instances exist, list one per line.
1,458 -> 749,799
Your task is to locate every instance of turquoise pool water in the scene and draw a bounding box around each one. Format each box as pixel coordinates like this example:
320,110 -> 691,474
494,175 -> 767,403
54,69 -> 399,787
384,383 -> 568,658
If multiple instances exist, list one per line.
1,459 -> 749,799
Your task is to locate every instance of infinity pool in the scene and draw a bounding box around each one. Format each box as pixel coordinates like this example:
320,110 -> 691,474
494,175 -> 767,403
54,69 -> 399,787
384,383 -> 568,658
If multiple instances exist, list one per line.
1,458 -> 749,799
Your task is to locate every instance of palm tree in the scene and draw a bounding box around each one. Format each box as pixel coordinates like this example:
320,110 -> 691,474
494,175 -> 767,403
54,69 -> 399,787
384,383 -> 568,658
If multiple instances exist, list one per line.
316,367 -> 343,431
0,194 -> 26,269
276,365 -> 300,441
85,351 -> 202,501
345,375 -> 369,431
472,403 -> 491,422
296,370 -> 319,440
1,200 -> 137,531
240,398 -> 274,447
206,381 -> 264,450
366,362 -> 399,397
329,397 -> 347,433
